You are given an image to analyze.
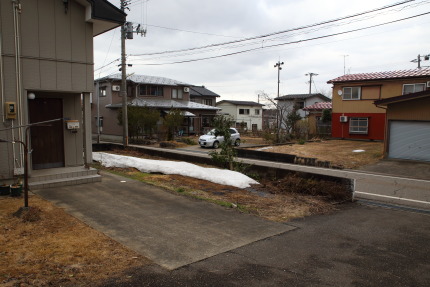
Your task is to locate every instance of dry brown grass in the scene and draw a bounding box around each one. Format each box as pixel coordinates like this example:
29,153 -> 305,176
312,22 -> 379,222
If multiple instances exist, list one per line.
250,140 -> 383,169
0,195 -> 149,287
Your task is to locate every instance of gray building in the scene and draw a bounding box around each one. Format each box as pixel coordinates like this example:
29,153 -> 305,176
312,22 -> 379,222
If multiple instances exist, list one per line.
0,0 -> 124,185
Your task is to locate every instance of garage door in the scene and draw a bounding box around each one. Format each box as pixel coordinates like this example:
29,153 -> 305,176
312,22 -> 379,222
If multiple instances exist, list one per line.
388,121 -> 430,162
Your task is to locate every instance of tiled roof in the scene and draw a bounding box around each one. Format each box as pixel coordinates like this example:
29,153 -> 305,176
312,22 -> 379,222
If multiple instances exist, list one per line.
216,100 -> 264,106
327,68 -> 430,83
302,102 -> 332,111
274,93 -> 330,101
106,98 -> 220,111
96,73 -> 189,86
189,86 -> 220,97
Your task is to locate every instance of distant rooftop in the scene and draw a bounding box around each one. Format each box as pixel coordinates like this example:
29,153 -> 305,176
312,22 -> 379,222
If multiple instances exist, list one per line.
106,98 -> 220,111
96,73 -> 189,86
216,100 -> 264,106
302,102 -> 332,111
327,68 -> 430,83
189,86 -> 220,97
275,93 -> 330,101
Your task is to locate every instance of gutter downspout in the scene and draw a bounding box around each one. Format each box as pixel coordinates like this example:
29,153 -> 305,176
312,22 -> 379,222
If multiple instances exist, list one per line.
12,0 -> 24,171
0,32 -> 5,123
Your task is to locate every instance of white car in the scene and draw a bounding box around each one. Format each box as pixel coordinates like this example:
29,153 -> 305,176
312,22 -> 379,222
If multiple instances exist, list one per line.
199,128 -> 241,148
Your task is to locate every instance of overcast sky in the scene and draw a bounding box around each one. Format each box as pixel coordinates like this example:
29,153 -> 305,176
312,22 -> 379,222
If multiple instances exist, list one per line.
94,0 -> 430,104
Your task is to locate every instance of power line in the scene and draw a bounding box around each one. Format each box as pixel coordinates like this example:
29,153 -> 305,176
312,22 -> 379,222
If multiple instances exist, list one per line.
130,11 -> 430,66
129,0 -> 417,57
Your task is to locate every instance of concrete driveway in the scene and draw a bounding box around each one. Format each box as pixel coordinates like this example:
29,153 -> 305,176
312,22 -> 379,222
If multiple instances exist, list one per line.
100,203 -> 430,287
35,171 -> 294,270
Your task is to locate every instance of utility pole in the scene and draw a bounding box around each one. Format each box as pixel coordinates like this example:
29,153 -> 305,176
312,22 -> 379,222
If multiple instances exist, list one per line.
410,54 -> 430,69
274,61 -> 284,98
342,55 -> 349,75
305,72 -> 318,95
120,0 -> 128,147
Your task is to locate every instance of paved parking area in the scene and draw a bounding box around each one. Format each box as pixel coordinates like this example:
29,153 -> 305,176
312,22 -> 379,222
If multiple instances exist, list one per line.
35,171 -> 294,270
99,202 -> 430,287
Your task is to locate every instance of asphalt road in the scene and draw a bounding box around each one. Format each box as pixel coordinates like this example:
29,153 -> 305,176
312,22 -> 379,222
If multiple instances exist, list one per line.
100,203 -> 430,287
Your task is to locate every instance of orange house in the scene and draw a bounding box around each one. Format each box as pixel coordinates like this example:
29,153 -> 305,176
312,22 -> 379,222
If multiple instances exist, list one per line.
327,68 -> 430,140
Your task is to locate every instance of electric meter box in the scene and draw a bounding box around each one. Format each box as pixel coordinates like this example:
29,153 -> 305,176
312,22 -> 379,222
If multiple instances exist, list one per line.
5,102 -> 17,119
66,120 -> 80,130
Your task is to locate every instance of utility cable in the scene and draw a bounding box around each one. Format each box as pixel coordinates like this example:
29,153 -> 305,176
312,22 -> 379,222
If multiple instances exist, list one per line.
131,11 -> 430,66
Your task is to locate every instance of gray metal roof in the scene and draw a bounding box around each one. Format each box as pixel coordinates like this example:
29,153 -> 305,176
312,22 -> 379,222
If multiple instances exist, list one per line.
96,73 -> 189,86
216,100 -> 264,107
189,86 -> 220,97
274,93 -> 330,101
106,98 -> 220,111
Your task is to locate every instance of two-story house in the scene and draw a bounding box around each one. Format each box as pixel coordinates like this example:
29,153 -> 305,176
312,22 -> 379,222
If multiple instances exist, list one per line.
327,68 -> 430,141
216,100 -> 264,131
189,85 -> 220,107
92,74 -> 220,140
274,93 -> 331,118
0,0 -> 124,186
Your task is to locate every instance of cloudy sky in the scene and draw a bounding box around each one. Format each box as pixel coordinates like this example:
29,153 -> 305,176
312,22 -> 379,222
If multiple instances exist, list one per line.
94,0 -> 430,103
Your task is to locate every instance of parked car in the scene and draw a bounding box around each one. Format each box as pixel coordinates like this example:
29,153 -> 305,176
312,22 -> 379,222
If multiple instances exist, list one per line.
199,128 -> 241,148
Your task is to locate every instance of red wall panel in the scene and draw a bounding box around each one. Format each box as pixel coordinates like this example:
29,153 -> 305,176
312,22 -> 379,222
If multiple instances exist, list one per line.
332,113 -> 386,140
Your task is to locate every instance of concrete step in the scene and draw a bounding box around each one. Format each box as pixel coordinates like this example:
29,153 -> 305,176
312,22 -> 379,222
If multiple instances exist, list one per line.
29,167 -> 101,190
29,174 -> 101,190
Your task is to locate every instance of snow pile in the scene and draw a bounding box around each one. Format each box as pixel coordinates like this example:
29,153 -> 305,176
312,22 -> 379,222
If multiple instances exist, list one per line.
352,149 -> 365,153
93,152 -> 259,188
256,146 -> 273,151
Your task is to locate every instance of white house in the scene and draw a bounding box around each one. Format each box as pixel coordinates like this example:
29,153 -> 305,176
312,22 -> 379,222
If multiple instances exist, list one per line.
216,100 -> 264,131
274,93 -> 331,118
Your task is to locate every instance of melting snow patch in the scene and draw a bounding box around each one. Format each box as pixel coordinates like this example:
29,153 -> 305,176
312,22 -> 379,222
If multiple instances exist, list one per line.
93,152 -> 259,188
352,150 -> 365,153
256,146 -> 273,151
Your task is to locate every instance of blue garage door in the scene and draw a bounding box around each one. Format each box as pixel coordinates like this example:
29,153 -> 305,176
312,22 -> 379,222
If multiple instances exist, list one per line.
388,121 -> 430,162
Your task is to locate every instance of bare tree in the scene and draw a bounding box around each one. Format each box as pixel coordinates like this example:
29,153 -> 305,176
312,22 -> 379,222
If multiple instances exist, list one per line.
258,91 -> 297,143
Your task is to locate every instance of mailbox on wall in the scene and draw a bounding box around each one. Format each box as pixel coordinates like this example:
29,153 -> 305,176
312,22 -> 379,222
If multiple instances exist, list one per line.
5,102 -> 16,119
65,120 -> 79,133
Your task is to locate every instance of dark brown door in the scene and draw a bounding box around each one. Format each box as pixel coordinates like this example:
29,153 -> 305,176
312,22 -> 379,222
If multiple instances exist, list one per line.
28,98 -> 64,170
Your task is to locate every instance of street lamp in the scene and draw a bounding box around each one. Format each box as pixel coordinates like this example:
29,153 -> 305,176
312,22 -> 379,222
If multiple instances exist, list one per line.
274,61 -> 284,98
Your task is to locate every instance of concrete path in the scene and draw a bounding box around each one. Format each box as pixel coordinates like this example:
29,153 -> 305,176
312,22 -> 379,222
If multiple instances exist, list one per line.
35,171 -> 295,270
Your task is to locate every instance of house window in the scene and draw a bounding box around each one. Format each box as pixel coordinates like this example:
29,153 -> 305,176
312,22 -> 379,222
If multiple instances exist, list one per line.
255,109 -> 260,115
172,89 -> 183,99
239,109 -> 250,115
203,99 -> 213,106
295,101 -> 305,109
99,87 -> 107,97
236,122 -> 247,129
343,87 -> 361,100
402,83 -> 425,95
139,85 -> 163,97
349,117 -> 368,134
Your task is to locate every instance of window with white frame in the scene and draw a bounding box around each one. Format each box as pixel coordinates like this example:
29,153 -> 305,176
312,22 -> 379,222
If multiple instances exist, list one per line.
171,88 -> 183,99
402,83 -> 425,95
239,109 -> 250,115
99,87 -> 107,97
342,87 -> 361,100
349,117 -> 368,134
255,109 -> 260,115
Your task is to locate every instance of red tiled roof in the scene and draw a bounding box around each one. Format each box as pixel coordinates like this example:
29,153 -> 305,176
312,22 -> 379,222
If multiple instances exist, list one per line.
302,102 -> 332,111
327,68 -> 430,83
